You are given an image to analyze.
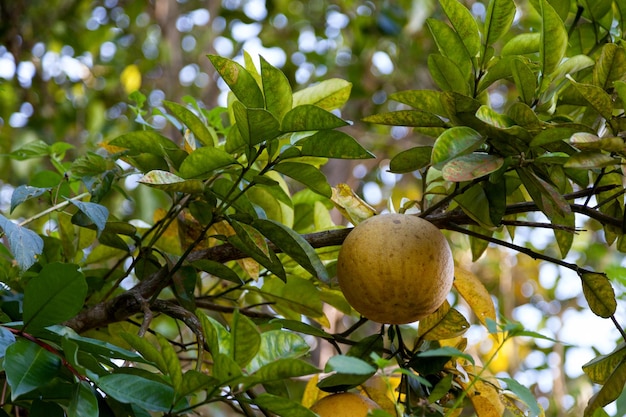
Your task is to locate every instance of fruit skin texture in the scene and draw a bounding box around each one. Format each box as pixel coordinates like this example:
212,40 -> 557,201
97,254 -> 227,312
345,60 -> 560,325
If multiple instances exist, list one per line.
309,392 -> 381,416
337,213 -> 454,324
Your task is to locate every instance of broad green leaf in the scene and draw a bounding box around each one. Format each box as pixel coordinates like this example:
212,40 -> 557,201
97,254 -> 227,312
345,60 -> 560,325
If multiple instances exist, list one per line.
193,259 -> 244,284
260,276 -> 324,319
260,56 -> 292,121
501,33 -> 540,56
213,352 -> 243,383
317,372 -> 375,392
362,110 -> 446,127
253,218 -> 329,281
121,332 -> 168,372
0,327 -> 16,357
593,44 -> 626,88
273,162 -> 331,197
178,146 -> 237,179
417,346 -> 474,365
163,100 -> 214,146
139,170 -> 204,193
246,182 -> 294,226
180,370 -> 219,398
98,373 -> 175,412
68,381 -> 99,417
0,214 -> 43,270
281,104 -> 348,131
268,319 -> 332,339
292,78 -> 352,110
517,168 -> 571,218
569,133 -> 626,153
208,55 -> 264,108
67,199 -> 109,236
439,0 -> 480,58
389,146 -> 433,173
442,154 -> 504,182
483,0 -> 516,46
426,18 -> 473,77
428,53 -> 471,95
44,327 -> 146,362
431,126 -> 484,169
7,139 -> 50,160
552,211 -> 575,257
564,152 -> 619,169
539,0 -> 568,84
297,130 -> 375,159
453,267 -> 497,329
583,343 -> 626,385
580,0 -> 613,24
417,302 -> 470,340
247,330 -> 310,373
530,125 -> 593,146
476,105 -> 516,129
246,358 -> 319,388
232,101 -> 281,146
5,339 -> 61,400
325,355 -> 376,375
389,90 -> 446,115
197,310 -> 231,356
500,378 -> 542,417
511,58 -> 537,105
109,131 -> 187,169
454,183 -> 495,228
579,272 -> 617,318
477,56 -> 516,92
231,310 -> 261,367
10,185 -> 50,213
23,262 -> 87,332
156,334 -> 183,393
584,358 -> 626,417
567,77 -> 614,120
253,393 -> 317,417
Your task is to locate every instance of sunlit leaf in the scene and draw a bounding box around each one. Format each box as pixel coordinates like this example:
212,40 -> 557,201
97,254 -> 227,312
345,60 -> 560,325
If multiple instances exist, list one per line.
233,102 -> 281,145
484,0 -> 516,46
163,100 -> 215,146
292,78 -> 352,110
502,33 -> 540,56
460,365 -> 505,417
139,170 -> 204,193
231,310 -> 261,368
567,77 -> 614,120
583,343 -> 626,384
363,109 -> 446,127
428,54 -> 471,95
584,358 -> 626,417
273,162 -> 331,197
564,152 -> 618,169
193,259 -> 244,284
552,211 -> 575,257
439,0 -> 480,58
246,358 -> 319,388
579,272 -> 617,318
593,43 -> 626,88
298,130 -> 375,159
417,301 -> 470,340
511,58 -> 537,105
500,378 -> 542,417
517,168 -> 571,218
208,55 -> 264,108
426,18 -> 473,77
67,199 -> 109,236
442,153 -> 504,182
454,267 -> 497,330
10,185 -> 50,213
389,90 -> 446,115
178,146 -> 237,179
260,56 -> 292,121
539,0 -> 568,83
254,393 -> 317,417
454,183 -> 495,228
389,146 -> 433,173
431,126 -> 484,169
281,105 -> 348,131
331,183 -> 377,225
109,131 -> 187,169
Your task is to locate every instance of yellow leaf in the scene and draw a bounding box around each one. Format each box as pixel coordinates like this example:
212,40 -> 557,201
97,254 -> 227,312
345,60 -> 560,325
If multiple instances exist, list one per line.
358,374 -> 401,416
301,374 -> 327,408
453,267 -> 497,330
417,301 -> 470,340
459,365 -> 505,417
153,208 -> 182,255
331,183 -> 376,225
207,220 -> 259,280
121,64 -> 142,94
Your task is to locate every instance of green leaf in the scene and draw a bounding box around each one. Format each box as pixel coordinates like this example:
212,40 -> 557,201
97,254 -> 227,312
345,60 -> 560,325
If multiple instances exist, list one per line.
389,146 -> 433,173
68,381 -> 99,417
246,358 -> 319,388
178,147 -> 237,179
426,18 -> 473,77
208,55 -> 264,108
67,199 -> 109,237
0,214 -> 43,270
253,393 -> 317,417
180,370 -> 219,398
567,77 -> 614,120
231,309 -> 261,367
511,58 -> 537,105
417,346 -> 474,365
97,373 -> 175,412
483,0 -> 516,46
454,183 -> 495,228
163,100 -> 215,146
579,272 -> 617,318
439,0 -> 480,58
584,358 -> 626,417
431,126 -> 484,169
23,262 -> 87,332
10,185 -> 50,213
362,110 -> 446,127
260,56 -> 292,121
502,33 -> 540,56
564,152 -> 619,169
157,334 -> 183,393
268,319 -> 332,340
121,332 -> 168,373
476,105 -> 516,129
442,153 -> 504,182
552,211 -> 575,257
500,377 -> 542,417
517,168 -> 571,218
292,79 -> 352,110
530,125 -> 592,147
427,54 -> 471,95
5,339 -> 61,400
539,0 -> 568,82
139,170 -> 204,193
593,43 -> 626,89
109,131 -> 187,169
281,105 -> 348,131
213,352 -> 243,383
261,276 -> 324,319
252,218 -> 329,281
389,90 -> 446,115
583,343 -> 626,385
325,355 -> 376,375
297,130 -> 374,159
247,330 -> 310,372
233,102 -> 281,145
7,139 -> 50,160
273,162 -> 331,197
192,259 -> 243,284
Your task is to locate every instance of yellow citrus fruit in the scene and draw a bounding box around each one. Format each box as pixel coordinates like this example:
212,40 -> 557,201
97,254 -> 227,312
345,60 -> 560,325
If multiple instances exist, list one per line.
336,213 -> 454,324
309,392 -> 381,416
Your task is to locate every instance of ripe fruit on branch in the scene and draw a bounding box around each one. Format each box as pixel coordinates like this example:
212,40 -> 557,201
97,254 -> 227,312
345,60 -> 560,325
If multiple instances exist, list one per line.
309,392 -> 381,416
336,213 -> 454,324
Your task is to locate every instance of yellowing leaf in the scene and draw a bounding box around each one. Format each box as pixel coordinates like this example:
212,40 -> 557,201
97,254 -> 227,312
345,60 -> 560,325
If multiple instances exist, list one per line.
153,208 -> 182,255
331,183 -> 376,225
120,64 -> 142,94
418,301 -> 470,340
460,365 -> 505,417
453,267 -> 497,331
301,374 -> 327,408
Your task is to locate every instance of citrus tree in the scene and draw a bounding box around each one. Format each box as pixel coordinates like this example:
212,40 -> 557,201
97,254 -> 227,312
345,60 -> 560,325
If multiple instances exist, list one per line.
1,0 -> 626,416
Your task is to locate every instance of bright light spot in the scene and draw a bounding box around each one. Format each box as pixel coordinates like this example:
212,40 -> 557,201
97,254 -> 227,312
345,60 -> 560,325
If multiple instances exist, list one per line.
554,267 -> 581,299
9,113 -> 28,128
182,35 -> 196,52
489,90 -> 505,109
0,52 -> 16,79
125,173 -> 143,191
564,347 -> 594,378
191,9 -> 210,26
17,61 -> 36,87
352,164 -> 367,179
240,39 -> 287,67
20,102 -> 33,117
379,163 -> 397,186
363,182 -> 383,205
214,36 -> 234,56
391,126 -> 408,139
327,11 -> 349,29
524,350 -> 545,368
372,51 -> 394,75
176,14 -> 194,32
0,184 -> 15,213
195,72 -> 210,88
179,64 -> 198,86
298,29 -> 317,53
231,21 -> 261,42
272,14 -> 288,29
539,263 -> 558,288
559,308 -> 618,352
471,2 -> 486,20
512,304 -> 543,329
372,90 -> 387,105
100,41 -> 116,62
243,0 -> 267,20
